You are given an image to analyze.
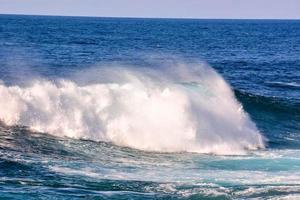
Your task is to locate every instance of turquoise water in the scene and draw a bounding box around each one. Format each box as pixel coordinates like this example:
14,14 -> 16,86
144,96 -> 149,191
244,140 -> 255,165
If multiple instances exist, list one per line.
0,15 -> 300,199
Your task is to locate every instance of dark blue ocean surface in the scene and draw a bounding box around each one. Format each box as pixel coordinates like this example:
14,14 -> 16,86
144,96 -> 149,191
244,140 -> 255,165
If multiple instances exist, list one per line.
0,15 -> 299,199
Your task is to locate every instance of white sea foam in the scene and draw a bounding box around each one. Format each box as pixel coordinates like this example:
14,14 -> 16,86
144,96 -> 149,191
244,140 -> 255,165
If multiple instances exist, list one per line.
0,62 -> 264,154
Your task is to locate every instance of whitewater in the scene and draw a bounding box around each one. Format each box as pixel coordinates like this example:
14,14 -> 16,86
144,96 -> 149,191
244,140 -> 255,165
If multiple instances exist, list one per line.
0,63 -> 264,155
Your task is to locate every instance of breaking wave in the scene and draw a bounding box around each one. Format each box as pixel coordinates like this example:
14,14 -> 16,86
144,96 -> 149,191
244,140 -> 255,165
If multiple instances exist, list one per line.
0,62 -> 264,154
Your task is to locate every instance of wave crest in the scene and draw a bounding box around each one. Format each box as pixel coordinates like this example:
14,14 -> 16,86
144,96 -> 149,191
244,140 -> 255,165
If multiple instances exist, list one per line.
0,62 -> 264,154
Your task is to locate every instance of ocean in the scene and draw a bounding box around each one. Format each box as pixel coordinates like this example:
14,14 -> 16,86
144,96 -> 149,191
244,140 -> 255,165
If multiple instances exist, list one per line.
0,15 -> 299,199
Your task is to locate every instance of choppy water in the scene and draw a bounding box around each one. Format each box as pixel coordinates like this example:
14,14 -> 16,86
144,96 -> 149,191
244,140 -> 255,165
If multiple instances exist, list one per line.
0,15 -> 299,199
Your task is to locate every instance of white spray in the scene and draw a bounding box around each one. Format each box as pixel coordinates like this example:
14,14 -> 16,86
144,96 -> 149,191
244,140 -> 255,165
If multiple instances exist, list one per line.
0,62 -> 264,155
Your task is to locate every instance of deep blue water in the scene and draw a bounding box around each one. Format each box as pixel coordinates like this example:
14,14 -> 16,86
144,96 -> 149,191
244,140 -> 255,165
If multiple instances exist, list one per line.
0,15 -> 300,199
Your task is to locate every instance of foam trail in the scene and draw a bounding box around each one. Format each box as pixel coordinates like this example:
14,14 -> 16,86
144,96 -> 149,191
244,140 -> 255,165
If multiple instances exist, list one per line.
0,62 -> 264,155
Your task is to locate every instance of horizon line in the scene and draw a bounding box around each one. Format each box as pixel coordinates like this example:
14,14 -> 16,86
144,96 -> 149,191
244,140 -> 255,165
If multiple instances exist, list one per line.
1,13 -> 300,21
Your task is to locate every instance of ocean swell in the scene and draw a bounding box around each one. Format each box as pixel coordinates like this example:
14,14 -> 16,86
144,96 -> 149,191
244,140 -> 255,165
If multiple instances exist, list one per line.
0,63 -> 265,154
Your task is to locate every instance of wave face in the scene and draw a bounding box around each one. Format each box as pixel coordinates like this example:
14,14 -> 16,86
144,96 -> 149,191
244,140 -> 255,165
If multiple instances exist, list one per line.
235,89 -> 300,149
0,63 -> 264,154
